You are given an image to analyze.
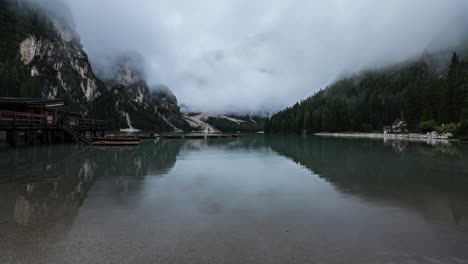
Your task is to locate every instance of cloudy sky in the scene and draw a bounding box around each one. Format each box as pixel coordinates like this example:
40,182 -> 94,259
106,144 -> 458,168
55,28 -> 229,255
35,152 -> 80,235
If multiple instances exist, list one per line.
61,0 -> 468,114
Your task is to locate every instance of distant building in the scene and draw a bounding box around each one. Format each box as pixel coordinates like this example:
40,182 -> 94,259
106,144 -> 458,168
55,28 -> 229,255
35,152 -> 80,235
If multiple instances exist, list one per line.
383,126 -> 392,134
383,115 -> 408,134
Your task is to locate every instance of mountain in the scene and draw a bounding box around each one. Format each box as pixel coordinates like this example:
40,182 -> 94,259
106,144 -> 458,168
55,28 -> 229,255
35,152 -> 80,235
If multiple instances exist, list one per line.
1,0 -> 101,111
150,85 -> 192,132
0,0 -> 188,131
184,113 -> 266,133
265,50 -> 468,140
94,55 -> 190,131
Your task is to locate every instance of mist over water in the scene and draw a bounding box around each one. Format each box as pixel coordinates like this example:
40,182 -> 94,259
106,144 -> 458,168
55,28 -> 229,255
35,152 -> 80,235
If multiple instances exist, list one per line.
28,0 -> 468,113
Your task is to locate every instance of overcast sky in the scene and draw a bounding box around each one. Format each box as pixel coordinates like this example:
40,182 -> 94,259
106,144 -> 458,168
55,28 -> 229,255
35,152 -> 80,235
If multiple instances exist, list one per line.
60,0 -> 468,114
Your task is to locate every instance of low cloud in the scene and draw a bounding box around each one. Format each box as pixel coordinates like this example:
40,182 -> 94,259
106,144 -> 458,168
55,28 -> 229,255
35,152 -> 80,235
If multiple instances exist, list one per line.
39,0 -> 468,113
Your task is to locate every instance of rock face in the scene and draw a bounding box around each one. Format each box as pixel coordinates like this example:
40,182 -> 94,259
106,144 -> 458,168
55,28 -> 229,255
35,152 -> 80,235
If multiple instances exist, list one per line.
96,56 -> 190,131
19,19 -> 101,108
13,3 -> 188,131
183,113 -> 266,132
150,85 -> 191,131
184,114 -> 221,133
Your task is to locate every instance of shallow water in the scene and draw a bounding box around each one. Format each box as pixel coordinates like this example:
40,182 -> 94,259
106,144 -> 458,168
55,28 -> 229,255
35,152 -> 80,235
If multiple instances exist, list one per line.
1,135 -> 468,264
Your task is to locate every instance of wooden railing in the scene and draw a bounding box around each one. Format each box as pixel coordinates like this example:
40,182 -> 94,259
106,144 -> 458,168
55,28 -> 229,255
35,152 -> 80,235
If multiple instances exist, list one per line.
0,110 -> 54,130
0,110 -> 107,131
64,117 -> 107,131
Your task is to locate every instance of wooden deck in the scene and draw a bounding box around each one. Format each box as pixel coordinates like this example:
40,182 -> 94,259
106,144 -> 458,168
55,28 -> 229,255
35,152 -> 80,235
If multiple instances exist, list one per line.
0,110 -> 107,146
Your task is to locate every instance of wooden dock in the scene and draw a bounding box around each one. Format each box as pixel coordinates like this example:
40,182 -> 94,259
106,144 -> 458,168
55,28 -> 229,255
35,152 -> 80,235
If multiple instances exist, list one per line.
0,98 -> 107,146
162,134 -> 246,139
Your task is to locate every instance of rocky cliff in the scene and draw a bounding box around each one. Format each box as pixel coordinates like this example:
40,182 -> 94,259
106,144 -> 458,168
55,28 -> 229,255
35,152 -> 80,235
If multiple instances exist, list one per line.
95,55 -> 190,131
18,17 -> 102,114
184,113 -> 266,132
0,0 -> 188,131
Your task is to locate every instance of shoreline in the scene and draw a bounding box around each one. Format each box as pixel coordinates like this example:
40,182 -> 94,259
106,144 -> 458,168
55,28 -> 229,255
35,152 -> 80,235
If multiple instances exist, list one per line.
314,132 -> 451,144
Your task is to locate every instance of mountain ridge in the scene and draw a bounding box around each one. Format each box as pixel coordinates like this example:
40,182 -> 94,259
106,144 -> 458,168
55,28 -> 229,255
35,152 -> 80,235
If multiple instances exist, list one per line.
0,0 -> 188,131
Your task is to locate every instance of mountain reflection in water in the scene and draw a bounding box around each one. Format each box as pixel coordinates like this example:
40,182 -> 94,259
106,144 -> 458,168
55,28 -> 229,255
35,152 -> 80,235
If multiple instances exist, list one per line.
0,135 -> 467,264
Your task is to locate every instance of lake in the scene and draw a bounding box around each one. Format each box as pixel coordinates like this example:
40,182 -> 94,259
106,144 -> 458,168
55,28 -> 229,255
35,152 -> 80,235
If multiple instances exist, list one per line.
1,135 -> 468,264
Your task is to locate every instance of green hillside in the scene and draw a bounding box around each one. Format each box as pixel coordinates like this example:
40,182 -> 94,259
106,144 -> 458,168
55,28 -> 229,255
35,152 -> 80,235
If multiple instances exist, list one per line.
265,52 -> 468,140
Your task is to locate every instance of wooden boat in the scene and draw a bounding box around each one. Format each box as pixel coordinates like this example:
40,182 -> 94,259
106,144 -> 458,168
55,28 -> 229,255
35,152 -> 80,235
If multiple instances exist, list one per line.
105,135 -> 139,139
163,135 -> 183,139
92,136 -> 141,142
92,140 -> 140,146
138,134 -> 159,139
185,135 -> 205,139
231,134 -> 246,138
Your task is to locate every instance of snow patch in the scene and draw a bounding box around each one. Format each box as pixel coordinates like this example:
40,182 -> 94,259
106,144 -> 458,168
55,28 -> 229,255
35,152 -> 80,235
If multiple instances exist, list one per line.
31,66 -> 40,77
183,113 -> 251,133
136,89 -> 144,103
120,112 -> 140,132
193,113 -> 245,124
184,114 -> 220,133
249,113 -> 257,124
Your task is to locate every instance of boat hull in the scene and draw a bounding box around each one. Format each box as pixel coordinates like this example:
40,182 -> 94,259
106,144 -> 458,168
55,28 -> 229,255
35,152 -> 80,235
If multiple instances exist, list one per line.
92,137 -> 140,142
185,135 -> 205,139
163,135 -> 183,139
138,135 -> 158,139
92,141 -> 140,146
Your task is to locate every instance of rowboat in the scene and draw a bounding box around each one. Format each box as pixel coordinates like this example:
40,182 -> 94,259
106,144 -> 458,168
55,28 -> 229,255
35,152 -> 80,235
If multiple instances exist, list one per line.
138,134 -> 159,139
231,134 -> 246,138
92,136 -> 141,142
105,135 -> 139,139
92,140 -> 140,146
163,135 -> 183,139
185,135 -> 205,139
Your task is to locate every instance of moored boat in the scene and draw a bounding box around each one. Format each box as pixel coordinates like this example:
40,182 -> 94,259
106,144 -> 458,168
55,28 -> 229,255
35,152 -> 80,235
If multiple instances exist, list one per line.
92,140 -> 140,146
185,135 -> 205,139
163,135 -> 183,139
231,134 -> 246,138
92,136 -> 141,142
138,134 -> 159,139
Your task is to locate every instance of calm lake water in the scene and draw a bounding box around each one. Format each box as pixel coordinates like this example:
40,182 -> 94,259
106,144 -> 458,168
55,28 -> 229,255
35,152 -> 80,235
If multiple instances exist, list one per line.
1,135 -> 468,264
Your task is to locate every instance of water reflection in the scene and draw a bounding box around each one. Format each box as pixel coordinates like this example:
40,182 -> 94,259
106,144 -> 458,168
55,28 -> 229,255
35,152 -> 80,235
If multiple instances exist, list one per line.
0,140 -> 183,227
0,137 -> 265,227
265,135 -> 468,228
1,135 -> 468,263
1,136 -> 468,229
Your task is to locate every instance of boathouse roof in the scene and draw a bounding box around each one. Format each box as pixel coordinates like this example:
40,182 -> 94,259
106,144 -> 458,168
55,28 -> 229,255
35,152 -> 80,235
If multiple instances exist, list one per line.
0,98 -> 64,108
392,118 -> 402,126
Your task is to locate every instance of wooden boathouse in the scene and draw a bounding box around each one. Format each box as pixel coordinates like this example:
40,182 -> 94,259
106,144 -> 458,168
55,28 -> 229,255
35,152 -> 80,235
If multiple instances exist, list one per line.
0,98 -> 107,146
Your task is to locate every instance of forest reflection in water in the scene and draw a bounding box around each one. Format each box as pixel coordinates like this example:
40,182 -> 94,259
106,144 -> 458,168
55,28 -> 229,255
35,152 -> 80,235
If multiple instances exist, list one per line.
0,135 -> 467,263
266,135 -> 468,226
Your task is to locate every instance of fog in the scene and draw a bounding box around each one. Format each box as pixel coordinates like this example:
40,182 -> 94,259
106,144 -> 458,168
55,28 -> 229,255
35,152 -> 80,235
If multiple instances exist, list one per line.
55,0 -> 468,113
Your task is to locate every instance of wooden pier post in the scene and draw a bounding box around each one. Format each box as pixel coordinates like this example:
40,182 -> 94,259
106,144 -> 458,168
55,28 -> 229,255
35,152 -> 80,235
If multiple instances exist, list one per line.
10,131 -> 18,146
47,130 -> 52,144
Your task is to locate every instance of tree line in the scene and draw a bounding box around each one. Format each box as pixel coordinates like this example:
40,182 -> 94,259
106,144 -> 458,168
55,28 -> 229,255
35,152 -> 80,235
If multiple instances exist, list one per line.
265,52 -> 468,140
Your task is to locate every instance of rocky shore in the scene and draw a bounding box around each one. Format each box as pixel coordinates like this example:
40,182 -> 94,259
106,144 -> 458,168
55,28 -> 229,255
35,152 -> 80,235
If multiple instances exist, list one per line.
314,132 -> 452,144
